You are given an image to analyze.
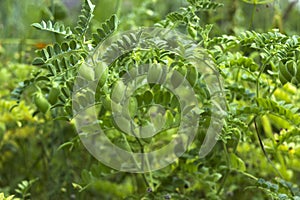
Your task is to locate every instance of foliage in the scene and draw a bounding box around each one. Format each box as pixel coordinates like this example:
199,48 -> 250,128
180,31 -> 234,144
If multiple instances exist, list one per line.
1,0 -> 300,199
0,193 -> 18,200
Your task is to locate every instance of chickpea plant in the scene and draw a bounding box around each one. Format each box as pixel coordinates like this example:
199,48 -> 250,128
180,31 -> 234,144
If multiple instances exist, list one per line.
11,0 -> 300,199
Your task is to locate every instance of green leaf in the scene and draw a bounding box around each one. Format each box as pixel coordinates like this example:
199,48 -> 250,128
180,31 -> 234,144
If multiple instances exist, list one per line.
31,21 -> 73,37
75,0 -> 95,37
230,153 -> 246,172
256,98 -> 300,125
32,57 -> 45,65
92,15 -> 118,47
187,0 -> 223,10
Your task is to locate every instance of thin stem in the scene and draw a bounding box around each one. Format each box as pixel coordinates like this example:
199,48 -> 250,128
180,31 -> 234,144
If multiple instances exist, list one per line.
216,72 -> 230,112
253,116 -> 282,178
128,121 -> 151,188
249,3 -> 257,30
115,0 -> 122,17
120,131 -> 150,189
256,54 -> 275,98
240,171 -> 258,181
217,142 -> 230,195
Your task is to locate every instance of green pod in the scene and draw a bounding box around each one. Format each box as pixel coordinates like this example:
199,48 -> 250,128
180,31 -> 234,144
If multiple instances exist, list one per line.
279,62 -> 292,81
102,95 -> 112,111
186,65 -> 198,87
170,70 -> 184,89
34,93 -> 50,113
48,86 -> 60,105
286,60 -> 296,76
279,72 -> 288,85
128,97 -> 138,118
111,81 -> 126,103
98,68 -> 108,88
187,25 -> 197,38
79,65 -> 94,81
147,64 -> 163,84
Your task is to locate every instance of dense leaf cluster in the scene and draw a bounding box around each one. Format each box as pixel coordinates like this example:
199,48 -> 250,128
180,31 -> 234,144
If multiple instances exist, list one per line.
3,0 -> 300,199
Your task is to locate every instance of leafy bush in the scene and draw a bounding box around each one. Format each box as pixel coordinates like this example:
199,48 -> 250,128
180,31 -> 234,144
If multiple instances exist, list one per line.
1,0 -> 300,199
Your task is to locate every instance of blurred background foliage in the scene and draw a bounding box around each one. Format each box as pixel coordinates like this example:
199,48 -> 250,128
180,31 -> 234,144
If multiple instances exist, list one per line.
1,0 -> 300,64
1,0 -> 300,199
1,0 -> 300,62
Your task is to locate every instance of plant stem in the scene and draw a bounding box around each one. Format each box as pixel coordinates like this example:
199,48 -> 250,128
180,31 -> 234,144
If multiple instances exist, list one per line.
256,54 -> 274,98
253,116 -> 282,178
249,3 -> 257,30
115,0 -> 122,17
217,142 -> 230,195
